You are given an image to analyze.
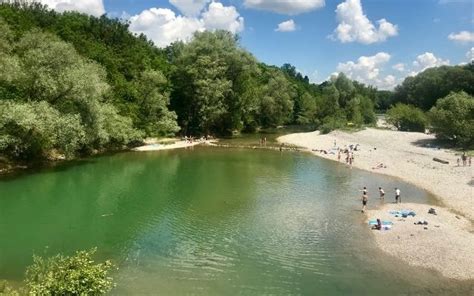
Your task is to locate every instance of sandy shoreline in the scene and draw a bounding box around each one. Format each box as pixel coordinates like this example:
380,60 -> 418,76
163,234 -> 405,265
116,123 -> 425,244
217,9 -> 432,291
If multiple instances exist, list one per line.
366,203 -> 474,280
278,128 -> 473,221
132,140 -> 204,151
278,128 -> 474,280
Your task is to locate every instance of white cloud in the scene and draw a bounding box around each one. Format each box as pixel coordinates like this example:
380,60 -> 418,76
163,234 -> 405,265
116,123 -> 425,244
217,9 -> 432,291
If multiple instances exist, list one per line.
32,0 -> 105,16
129,8 -> 204,47
169,0 -> 210,17
243,0 -> 325,15
448,31 -> 474,43
467,47 -> 474,62
333,0 -> 398,44
392,63 -> 405,72
410,52 -> 450,75
201,2 -> 244,33
336,52 -> 396,89
275,19 -> 296,32
129,2 -> 244,48
378,75 -> 397,89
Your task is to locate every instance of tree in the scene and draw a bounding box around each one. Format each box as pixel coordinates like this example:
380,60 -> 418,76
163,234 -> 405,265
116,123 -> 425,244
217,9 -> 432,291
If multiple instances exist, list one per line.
294,92 -> 317,125
0,101 -> 85,160
393,64 -> 474,110
259,70 -> 295,127
0,25 -> 143,160
317,84 -> 340,119
171,30 -> 262,135
25,249 -> 115,295
429,91 -> 474,147
134,70 -> 180,136
345,96 -> 364,126
359,95 -> 377,124
334,73 -> 355,108
386,103 -> 427,132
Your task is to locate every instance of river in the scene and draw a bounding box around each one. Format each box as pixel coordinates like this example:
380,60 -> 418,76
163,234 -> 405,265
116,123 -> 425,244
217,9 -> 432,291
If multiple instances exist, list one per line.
0,147 -> 471,295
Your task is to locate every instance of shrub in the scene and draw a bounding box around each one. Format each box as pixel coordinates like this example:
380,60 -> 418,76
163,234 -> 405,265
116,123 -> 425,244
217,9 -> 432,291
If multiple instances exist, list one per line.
429,91 -> 474,147
25,249 -> 115,295
319,115 -> 346,134
386,103 -> 427,132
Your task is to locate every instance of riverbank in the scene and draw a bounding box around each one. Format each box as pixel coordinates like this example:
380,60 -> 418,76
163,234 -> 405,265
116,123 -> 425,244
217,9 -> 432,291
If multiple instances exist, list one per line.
278,128 -> 473,221
366,203 -> 474,280
132,139 -> 205,151
278,128 -> 474,281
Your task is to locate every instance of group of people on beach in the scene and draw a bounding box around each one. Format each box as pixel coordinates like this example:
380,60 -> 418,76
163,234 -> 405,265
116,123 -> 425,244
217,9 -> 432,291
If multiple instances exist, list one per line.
183,134 -> 213,144
335,142 -> 357,169
457,152 -> 472,167
360,186 -> 401,213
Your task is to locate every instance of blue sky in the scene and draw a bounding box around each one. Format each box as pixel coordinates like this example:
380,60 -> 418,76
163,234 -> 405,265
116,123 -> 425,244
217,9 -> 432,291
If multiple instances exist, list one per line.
37,1 -> 473,89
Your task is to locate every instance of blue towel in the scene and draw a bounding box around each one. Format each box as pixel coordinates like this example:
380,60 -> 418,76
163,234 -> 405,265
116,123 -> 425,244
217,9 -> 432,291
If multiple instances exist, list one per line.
368,220 -> 393,226
389,210 -> 416,217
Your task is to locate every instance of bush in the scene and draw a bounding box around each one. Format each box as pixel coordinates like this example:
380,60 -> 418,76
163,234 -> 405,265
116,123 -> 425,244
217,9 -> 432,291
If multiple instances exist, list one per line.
0,280 -> 19,295
0,101 -> 85,160
25,249 -> 115,295
386,103 -> 427,132
429,91 -> 474,147
319,116 -> 346,134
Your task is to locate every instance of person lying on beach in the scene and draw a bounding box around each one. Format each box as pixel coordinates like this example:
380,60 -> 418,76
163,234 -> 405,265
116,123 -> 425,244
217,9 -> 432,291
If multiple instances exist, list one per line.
372,162 -> 387,169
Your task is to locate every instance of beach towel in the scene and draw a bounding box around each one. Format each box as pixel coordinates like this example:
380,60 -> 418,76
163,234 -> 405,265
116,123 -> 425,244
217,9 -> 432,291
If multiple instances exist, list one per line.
389,210 -> 416,217
368,220 -> 393,226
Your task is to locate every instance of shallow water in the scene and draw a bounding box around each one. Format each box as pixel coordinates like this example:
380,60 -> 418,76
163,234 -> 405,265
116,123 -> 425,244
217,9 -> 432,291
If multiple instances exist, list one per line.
0,147 -> 472,295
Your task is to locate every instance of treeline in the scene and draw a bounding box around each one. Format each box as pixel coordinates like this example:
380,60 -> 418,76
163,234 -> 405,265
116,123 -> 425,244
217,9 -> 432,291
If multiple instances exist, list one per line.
168,31 -> 378,135
0,2 -> 382,161
384,64 -> 474,148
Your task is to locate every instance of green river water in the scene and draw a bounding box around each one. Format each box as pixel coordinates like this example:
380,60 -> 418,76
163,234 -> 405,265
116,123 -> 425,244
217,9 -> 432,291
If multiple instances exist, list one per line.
0,147 -> 472,295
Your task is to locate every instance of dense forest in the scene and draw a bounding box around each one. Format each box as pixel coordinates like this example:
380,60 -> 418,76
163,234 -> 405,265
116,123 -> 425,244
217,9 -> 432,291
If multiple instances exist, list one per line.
0,2 -> 473,163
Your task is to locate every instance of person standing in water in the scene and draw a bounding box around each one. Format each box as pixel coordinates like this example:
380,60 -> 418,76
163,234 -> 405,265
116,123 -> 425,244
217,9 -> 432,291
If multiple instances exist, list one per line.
379,187 -> 385,200
361,189 -> 368,213
395,188 -> 401,203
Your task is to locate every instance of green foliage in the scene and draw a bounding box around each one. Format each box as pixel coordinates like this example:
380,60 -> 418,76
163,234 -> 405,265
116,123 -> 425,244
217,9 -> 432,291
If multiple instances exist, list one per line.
134,70 -> 180,136
294,92 -> 317,125
429,91 -> 474,147
374,90 -> 394,111
259,69 -> 295,127
0,101 -> 85,160
25,249 -> 115,296
334,73 -> 355,108
0,280 -> 20,296
95,103 -> 144,147
386,103 -> 427,132
393,64 -> 474,110
0,19 -> 143,160
171,30 -> 262,134
0,3 -> 383,157
0,2 -> 177,137
359,95 -> 377,124
319,115 -> 346,134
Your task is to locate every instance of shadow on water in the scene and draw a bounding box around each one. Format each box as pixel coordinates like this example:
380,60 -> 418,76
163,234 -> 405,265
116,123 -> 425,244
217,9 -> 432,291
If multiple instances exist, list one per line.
0,157 -> 100,183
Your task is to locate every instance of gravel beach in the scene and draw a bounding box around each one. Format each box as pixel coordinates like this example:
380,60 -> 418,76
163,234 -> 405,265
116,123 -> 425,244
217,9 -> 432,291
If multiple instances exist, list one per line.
279,128 -> 474,280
